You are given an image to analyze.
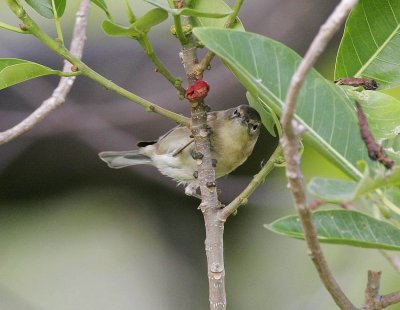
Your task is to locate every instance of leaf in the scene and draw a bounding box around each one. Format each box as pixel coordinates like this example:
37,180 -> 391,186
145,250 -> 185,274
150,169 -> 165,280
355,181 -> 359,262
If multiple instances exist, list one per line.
25,0 -> 66,18
246,92 -> 276,137
145,0 -> 231,18
134,8 -> 168,32
91,0 -> 112,19
0,58 -> 58,90
190,0 -> 244,30
308,164 -> 400,203
266,210 -> 400,251
192,27 -> 378,179
335,0 -> 400,89
102,9 -> 167,38
346,89 -> 400,141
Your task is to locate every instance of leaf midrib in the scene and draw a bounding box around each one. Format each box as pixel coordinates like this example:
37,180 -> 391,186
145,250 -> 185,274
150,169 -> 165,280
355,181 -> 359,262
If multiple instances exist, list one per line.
355,9 -> 400,77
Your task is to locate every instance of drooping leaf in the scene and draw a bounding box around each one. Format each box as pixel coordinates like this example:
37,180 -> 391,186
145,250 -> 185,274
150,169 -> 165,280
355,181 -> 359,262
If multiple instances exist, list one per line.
308,163 -> 400,203
25,0 -> 66,18
246,92 -> 276,137
102,9 -> 167,38
266,210 -> 400,251
335,0 -> 400,89
190,0 -> 244,30
0,58 -> 59,90
91,0 -> 109,16
145,0 -> 231,18
193,27 -> 381,179
346,89 -> 400,141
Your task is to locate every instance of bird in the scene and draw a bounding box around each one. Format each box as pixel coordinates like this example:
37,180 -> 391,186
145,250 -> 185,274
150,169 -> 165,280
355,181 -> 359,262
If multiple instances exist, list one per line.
99,105 -> 261,197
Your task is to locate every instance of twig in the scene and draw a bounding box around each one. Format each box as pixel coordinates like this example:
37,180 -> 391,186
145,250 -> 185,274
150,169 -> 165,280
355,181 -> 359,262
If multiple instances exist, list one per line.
138,35 -> 185,94
363,271 -> 400,309
219,145 -> 282,221
195,0 -> 244,78
280,0 -> 359,309
0,0 -> 91,145
363,271 -> 381,310
5,0 -> 189,127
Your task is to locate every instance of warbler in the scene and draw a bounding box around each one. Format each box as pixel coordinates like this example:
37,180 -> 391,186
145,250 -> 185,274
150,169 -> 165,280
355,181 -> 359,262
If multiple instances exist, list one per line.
99,105 -> 261,197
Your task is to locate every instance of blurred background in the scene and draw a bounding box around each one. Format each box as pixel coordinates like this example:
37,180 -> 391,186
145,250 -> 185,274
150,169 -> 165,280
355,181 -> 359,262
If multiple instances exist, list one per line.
1,1 -> 399,309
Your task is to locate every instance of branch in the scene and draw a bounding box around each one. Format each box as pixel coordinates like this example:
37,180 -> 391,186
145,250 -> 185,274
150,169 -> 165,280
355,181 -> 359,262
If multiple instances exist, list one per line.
195,0 -> 244,78
363,271 -> 400,309
280,0 -> 359,309
219,145 -> 282,221
0,0 -> 91,145
5,0 -> 190,127
177,1 -> 227,308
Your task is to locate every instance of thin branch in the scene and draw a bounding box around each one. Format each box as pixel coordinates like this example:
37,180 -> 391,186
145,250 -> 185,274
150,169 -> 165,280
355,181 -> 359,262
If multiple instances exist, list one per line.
219,145 -> 282,221
5,0 -> 189,127
380,291 -> 400,308
138,35 -> 185,94
0,0 -> 91,145
280,0 -> 359,309
363,271 -> 381,310
0,21 -> 28,34
195,0 -> 244,78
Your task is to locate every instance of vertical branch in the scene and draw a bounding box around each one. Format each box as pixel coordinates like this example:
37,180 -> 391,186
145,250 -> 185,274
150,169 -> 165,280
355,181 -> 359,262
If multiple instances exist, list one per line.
280,0 -> 359,309
363,271 -> 382,310
178,2 -> 226,309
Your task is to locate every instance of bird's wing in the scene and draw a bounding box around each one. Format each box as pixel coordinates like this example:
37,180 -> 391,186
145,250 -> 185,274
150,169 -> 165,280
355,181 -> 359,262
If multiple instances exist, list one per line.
155,125 -> 193,155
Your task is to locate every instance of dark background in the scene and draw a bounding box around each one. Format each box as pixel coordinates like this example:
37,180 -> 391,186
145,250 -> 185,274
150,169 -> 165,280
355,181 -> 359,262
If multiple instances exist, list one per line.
1,1 -> 399,309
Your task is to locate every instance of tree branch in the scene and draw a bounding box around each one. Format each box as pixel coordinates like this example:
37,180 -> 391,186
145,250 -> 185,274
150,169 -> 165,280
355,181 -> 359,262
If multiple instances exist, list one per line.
5,0 -> 189,127
280,0 -> 359,309
219,145 -> 282,221
177,1 -> 226,308
0,0 -> 91,145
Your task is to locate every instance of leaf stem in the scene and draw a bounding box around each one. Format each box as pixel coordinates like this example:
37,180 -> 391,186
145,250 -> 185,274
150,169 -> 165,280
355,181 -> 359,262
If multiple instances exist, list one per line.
138,35 -> 185,94
172,15 -> 188,45
5,0 -> 189,127
219,145 -> 282,221
196,0 -> 243,78
0,20 -> 27,33
51,0 -> 64,44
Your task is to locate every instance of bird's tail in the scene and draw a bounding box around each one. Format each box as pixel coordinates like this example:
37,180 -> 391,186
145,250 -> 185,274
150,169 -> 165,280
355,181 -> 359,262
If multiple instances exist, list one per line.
99,150 -> 152,169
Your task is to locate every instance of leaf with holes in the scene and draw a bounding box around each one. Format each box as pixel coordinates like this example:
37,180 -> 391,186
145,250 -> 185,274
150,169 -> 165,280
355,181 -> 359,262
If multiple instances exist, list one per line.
193,27 -> 393,179
335,0 -> 400,89
0,58 -> 59,90
266,210 -> 400,251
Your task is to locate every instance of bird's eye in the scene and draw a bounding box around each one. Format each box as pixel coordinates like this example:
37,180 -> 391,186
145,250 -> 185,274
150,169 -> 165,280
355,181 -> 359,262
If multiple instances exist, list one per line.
252,124 -> 259,131
233,109 -> 240,117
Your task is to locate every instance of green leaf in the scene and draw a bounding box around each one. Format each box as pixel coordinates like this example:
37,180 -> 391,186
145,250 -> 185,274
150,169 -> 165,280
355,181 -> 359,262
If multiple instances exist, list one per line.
134,8 -> 168,32
335,0 -> 400,89
192,27 -> 376,179
308,164 -> 400,203
346,89 -> 400,141
190,0 -> 244,30
0,58 -> 58,90
266,210 -> 400,251
145,0 -> 231,18
25,0 -> 66,18
91,0 -> 112,19
102,9 -> 167,38
246,92 -> 276,137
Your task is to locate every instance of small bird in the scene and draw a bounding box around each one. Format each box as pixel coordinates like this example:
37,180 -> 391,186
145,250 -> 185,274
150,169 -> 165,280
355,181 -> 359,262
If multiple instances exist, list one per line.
99,105 -> 261,197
